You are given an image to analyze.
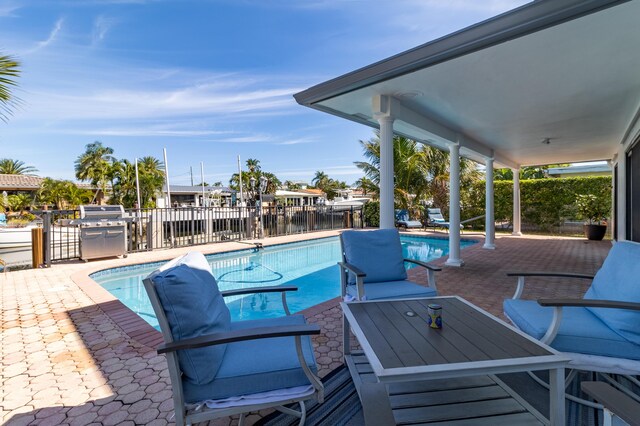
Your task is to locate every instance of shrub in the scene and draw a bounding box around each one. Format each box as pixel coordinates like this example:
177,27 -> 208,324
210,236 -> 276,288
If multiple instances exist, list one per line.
363,200 -> 380,227
463,176 -> 611,232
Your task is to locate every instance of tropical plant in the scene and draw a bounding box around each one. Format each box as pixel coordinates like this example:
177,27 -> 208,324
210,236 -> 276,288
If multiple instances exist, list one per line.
38,178 -> 92,209
229,158 -> 280,203
7,193 -> 33,214
74,142 -> 115,199
0,53 -> 20,122
0,158 -> 37,175
354,132 -> 480,213
354,177 -> 376,196
576,194 -> 610,225
108,157 -> 164,208
283,180 -> 301,190
493,164 -> 571,180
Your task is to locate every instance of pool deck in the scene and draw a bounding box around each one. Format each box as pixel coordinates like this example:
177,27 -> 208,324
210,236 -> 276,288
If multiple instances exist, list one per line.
1,230 -> 612,425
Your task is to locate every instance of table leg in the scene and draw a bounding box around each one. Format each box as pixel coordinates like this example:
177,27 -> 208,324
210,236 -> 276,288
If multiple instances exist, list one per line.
549,367 -> 565,425
343,314 -> 351,358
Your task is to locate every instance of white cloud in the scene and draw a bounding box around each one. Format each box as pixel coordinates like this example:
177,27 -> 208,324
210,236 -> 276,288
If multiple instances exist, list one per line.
25,18 -> 64,54
0,2 -> 21,17
92,15 -> 118,44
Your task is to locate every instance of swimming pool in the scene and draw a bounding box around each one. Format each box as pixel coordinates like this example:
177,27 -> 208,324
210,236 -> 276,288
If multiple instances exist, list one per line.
91,235 -> 475,328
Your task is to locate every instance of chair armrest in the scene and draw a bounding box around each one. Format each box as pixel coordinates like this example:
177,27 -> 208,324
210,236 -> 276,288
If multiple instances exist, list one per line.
338,261 -> 366,278
538,298 -> 640,311
221,285 -> 298,297
403,258 -> 441,272
338,261 -> 366,300
361,383 -> 395,426
507,271 -> 594,300
581,382 -> 640,426
157,324 -> 321,354
506,271 -> 594,279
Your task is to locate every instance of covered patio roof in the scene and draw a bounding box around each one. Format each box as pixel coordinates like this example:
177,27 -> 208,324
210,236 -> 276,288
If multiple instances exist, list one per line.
294,0 -> 640,168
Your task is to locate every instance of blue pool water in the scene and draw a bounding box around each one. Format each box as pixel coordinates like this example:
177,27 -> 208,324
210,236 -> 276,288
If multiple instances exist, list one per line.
91,235 -> 475,329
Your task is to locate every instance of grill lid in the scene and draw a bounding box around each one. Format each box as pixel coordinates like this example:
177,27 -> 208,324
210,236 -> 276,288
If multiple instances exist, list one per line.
79,205 -> 125,219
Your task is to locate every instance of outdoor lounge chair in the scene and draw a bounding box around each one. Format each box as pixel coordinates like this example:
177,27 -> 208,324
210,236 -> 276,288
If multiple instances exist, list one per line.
394,209 -> 422,229
338,229 -> 440,301
143,252 -> 324,426
503,240 -> 640,408
425,208 -> 463,231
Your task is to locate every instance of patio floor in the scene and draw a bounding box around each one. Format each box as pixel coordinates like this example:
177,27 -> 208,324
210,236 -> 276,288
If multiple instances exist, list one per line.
0,231 -> 612,425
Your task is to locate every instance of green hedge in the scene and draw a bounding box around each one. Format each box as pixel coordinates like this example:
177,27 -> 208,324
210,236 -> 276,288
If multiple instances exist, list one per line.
463,176 -> 611,231
363,200 -> 380,227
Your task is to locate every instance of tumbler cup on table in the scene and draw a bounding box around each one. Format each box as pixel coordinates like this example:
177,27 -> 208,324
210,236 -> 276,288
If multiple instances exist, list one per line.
427,303 -> 442,329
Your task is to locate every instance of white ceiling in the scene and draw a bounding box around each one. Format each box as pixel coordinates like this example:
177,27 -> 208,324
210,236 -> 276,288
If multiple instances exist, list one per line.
317,1 -> 640,167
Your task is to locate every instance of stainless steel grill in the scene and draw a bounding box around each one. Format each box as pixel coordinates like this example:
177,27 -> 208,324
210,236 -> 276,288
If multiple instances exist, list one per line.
71,205 -> 129,261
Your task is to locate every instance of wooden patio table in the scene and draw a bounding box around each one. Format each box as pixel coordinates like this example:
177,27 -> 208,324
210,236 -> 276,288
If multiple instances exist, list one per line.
341,296 -> 570,425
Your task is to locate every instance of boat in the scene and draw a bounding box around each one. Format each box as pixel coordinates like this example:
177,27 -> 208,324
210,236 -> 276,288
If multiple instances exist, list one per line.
0,225 -> 38,249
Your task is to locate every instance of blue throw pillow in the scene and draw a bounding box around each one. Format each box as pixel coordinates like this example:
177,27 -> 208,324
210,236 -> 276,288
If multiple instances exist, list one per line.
584,241 -> 640,345
341,229 -> 407,284
151,255 -> 231,385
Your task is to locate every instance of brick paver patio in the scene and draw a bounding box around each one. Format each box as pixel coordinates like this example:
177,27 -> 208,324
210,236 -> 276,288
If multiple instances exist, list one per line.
1,231 -> 611,425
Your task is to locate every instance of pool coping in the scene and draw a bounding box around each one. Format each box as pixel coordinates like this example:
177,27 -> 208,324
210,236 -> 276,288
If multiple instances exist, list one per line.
70,229 -> 484,350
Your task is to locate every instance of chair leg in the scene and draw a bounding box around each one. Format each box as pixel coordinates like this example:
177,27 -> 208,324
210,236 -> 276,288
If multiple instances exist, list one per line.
275,401 -> 307,426
238,412 -> 246,426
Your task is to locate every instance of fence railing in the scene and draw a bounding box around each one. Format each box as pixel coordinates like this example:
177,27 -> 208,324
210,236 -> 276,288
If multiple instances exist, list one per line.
39,205 -> 363,264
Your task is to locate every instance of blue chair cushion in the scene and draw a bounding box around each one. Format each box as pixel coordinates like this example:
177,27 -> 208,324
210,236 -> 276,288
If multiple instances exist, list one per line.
182,314 -> 317,403
396,210 -> 409,222
149,252 -> 231,385
504,299 -> 640,360
584,241 -> 640,345
341,229 -> 407,284
346,280 -> 437,301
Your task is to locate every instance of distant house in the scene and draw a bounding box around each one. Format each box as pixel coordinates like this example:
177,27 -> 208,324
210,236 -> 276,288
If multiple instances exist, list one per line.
157,185 -> 238,208
275,189 -> 325,206
0,174 -> 106,206
547,163 -> 611,178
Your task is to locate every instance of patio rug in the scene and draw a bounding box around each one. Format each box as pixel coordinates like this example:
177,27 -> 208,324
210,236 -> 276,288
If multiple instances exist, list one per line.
255,366 -> 627,426
255,366 -> 362,426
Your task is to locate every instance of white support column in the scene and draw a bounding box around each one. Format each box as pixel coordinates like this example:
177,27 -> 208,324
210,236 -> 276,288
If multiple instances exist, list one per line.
446,142 -> 464,267
512,168 -> 522,236
483,158 -> 496,249
377,115 -> 395,229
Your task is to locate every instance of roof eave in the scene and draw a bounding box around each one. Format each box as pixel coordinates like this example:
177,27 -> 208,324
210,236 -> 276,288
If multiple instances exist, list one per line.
293,0 -> 628,107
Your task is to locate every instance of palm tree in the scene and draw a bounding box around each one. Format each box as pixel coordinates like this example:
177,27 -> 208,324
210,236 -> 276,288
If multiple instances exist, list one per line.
138,156 -> 164,207
354,177 -> 376,196
0,158 -> 38,175
246,158 -> 261,173
0,53 -> 20,122
311,171 -> 329,188
38,179 -> 92,209
355,132 -> 480,212
74,142 -> 115,199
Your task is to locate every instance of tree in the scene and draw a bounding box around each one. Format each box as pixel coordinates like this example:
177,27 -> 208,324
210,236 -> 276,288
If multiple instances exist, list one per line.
493,164 -> 570,180
38,178 -> 92,209
137,156 -> 164,207
7,193 -> 33,214
311,171 -> 329,188
0,158 -> 38,175
354,177 -> 376,196
0,53 -> 20,122
75,142 -> 115,199
109,156 -> 164,208
355,132 -> 480,213
229,159 -> 280,204
283,180 -> 301,190
246,158 -> 261,173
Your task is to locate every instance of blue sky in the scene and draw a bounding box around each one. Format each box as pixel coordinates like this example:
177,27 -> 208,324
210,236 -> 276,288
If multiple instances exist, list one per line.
0,0 -> 528,186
